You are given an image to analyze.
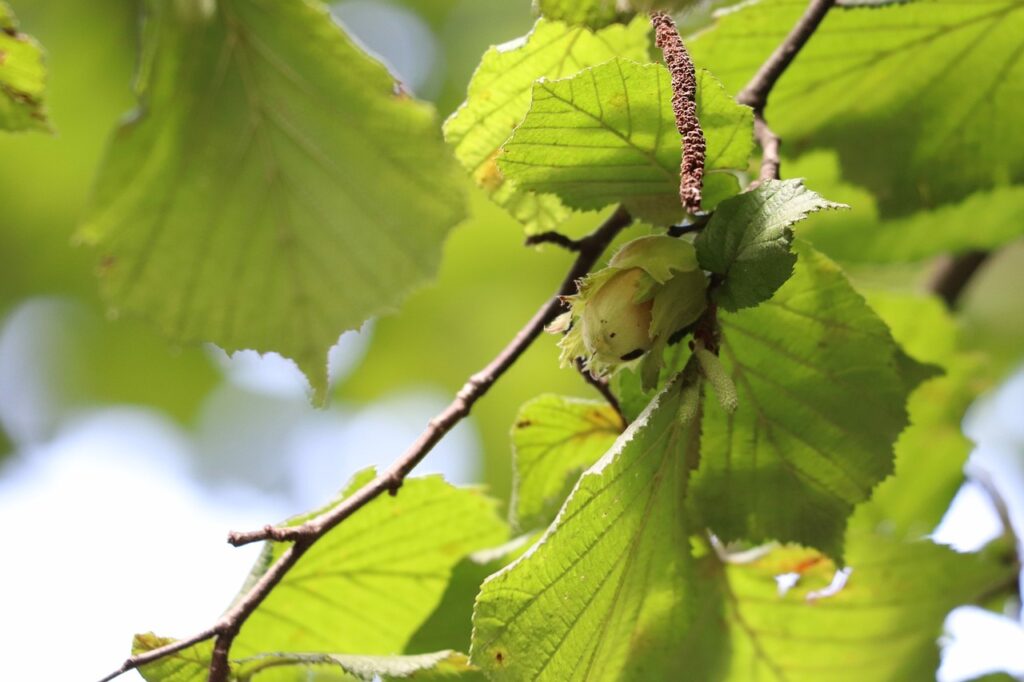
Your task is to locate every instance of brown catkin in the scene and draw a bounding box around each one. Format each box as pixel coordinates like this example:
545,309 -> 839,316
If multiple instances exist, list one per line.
650,11 -> 706,216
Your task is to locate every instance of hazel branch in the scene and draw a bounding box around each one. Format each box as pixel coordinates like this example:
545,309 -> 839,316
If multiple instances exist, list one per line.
736,0 -> 836,182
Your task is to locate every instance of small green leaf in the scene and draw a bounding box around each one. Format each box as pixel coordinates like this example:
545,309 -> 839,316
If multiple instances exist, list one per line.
0,1 -> 50,131
472,371 -> 703,680
708,534 -> 1013,681
133,635 -> 212,682
233,470 -> 507,658
499,60 -> 753,225
444,17 -> 651,232
695,179 -> 846,311
79,0 -> 466,401
689,0 -> 1024,216
693,242 -> 910,560
510,395 -> 624,530
233,650 -> 483,681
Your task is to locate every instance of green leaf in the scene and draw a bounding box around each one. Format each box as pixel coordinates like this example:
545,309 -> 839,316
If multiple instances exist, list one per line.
707,534 -> 1013,681
233,650 -> 483,681
78,0 -> 466,402
612,340 -> 691,422
791,152 -> 1024,263
232,470 -> 506,658
689,0 -> 1024,216
510,395 -> 624,530
853,292 -> 983,539
693,241 -> 910,560
133,635 -> 213,682
695,179 -> 846,311
406,536 -> 536,655
444,17 -> 651,232
534,0 -> 627,29
499,60 -> 753,225
472,371 -> 704,680
0,1 -> 49,132
534,0 -> 703,29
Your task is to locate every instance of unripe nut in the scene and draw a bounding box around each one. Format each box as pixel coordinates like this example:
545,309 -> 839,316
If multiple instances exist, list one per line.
581,268 -> 654,363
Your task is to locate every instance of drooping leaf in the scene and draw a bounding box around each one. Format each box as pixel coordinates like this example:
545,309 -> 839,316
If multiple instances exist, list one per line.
0,1 -> 49,132
707,534 -> 1013,681
510,395 -> 624,530
78,0 -> 466,401
444,17 -> 651,232
472,370 -> 709,681
233,470 -> 506,658
853,291 -> 985,539
689,0 -> 1024,216
500,60 -> 753,225
695,179 -> 845,310
693,241 -> 910,560
233,650 -> 483,681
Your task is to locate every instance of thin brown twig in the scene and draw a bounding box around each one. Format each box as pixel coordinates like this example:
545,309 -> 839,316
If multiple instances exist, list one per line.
93,206 -> 632,682
928,250 -> 989,308
524,230 -> 583,251
650,11 -> 705,215
736,0 -> 836,183
574,357 -> 624,421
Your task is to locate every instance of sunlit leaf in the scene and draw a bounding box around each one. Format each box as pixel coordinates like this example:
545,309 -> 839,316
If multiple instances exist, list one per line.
689,0 -> 1024,215
472,371 -> 706,680
695,179 -> 845,311
510,395 -> 623,530
444,17 -> 650,232
706,534 -> 1013,681
500,60 -> 753,225
0,1 -> 49,132
79,0 -> 466,401
231,470 -> 506,658
693,242 -> 910,560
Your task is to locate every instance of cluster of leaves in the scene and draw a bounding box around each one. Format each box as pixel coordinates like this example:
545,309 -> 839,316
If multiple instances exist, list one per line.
9,0 -> 1022,680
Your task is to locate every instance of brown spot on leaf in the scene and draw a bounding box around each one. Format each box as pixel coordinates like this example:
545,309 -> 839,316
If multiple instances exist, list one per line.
515,419 -> 533,429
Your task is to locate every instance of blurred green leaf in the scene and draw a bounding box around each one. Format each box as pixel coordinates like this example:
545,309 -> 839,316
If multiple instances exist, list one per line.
230,470 -> 506,658
695,179 -> 844,311
534,0 -> 627,29
708,534 -> 1013,681
79,0 -> 466,402
500,61 -> 752,224
444,17 -> 650,233
510,395 -> 623,530
472,372 -> 704,681
694,242 -> 910,560
791,151 -> 1024,264
689,0 -> 1024,216
854,291 -> 986,539
0,1 -> 49,132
